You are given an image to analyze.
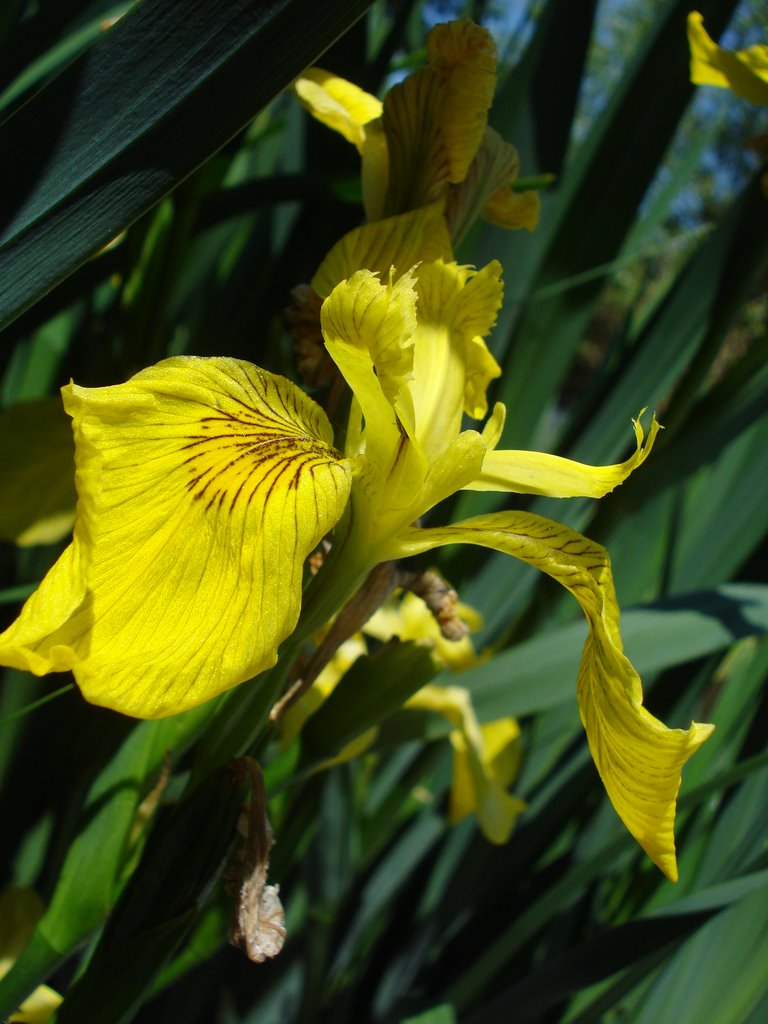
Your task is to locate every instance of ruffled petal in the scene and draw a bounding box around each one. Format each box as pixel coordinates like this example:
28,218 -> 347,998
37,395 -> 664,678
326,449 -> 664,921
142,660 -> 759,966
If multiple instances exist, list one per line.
292,68 -> 383,152
311,204 -> 452,299
390,512 -> 714,879
466,412 -> 660,496
413,259 -> 502,452
321,267 -> 419,465
0,358 -> 351,718
382,18 -> 497,213
688,12 -> 768,105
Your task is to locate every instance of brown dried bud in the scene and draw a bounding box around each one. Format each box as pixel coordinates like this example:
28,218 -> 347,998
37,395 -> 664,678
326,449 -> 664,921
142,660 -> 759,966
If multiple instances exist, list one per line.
226,758 -> 286,964
285,284 -> 337,388
402,568 -> 469,642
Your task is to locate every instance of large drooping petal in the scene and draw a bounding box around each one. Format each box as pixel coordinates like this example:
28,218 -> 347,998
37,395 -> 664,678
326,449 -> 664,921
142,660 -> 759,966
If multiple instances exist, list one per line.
466,412 -> 660,497
0,358 -> 351,718
292,68 -> 383,152
688,12 -> 768,105
387,512 -> 714,880
381,18 -> 497,214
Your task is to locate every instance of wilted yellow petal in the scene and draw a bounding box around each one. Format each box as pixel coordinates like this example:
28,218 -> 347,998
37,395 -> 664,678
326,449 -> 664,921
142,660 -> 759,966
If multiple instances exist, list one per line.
0,358 -> 351,718
467,412 -> 660,496
391,513 -> 714,879
293,68 -> 383,152
688,12 -> 768,105
382,18 -> 497,213
0,399 -> 76,547
311,203 -> 452,299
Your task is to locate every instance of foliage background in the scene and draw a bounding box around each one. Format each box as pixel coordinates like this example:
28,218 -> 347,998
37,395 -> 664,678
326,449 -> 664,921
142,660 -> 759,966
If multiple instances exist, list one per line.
1,0 -> 767,1021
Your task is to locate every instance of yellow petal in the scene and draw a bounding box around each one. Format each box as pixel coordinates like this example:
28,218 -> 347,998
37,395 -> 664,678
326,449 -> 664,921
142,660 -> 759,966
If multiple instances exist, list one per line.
8,986 -> 63,1024
311,203 -> 452,299
382,18 -> 497,213
467,411 -> 660,496
292,68 -> 383,152
0,398 -> 76,547
688,12 -> 768,105
321,267 -> 419,466
407,683 -> 523,843
481,717 -> 522,789
444,126 -> 535,243
0,358 -> 351,718
361,118 -> 390,221
482,186 -> 541,232
0,889 -> 62,1024
413,259 -> 502,451
391,513 -> 714,879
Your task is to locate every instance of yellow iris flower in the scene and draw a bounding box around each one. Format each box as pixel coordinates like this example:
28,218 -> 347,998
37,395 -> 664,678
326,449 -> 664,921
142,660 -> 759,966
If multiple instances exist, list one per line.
0,243 -> 711,880
293,17 -> 540,241
0,17 -> 714,882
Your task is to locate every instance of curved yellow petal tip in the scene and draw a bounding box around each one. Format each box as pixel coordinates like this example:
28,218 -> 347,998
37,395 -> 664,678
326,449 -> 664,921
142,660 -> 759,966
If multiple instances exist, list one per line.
293,68 -> 382,152
0,358 -> 351,718
468,409 -> 660,498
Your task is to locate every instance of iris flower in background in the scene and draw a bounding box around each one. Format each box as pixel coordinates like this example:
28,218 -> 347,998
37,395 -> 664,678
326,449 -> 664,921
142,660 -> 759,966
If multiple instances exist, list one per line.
282,589 -> 524,845
688,11 -> 768,191
293,17 -> 541,244
688,11 -> 768,105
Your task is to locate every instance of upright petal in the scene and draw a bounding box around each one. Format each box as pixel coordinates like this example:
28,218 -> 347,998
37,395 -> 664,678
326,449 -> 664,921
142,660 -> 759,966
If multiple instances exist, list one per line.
412,259 -> 502,455
389,513 -> 714,880
466,412 -> 660,496
382,18 -> 497,213
688,12 -> 768,105
293,68 -> 383,152
321,268 -> 419,465
0,358 -> 351,718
